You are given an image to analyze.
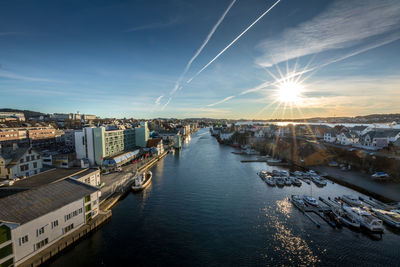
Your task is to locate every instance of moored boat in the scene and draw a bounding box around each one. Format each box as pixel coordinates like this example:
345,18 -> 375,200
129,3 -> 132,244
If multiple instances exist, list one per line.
265,177 -> 276,186
342,195 -> 362,207
343,206 -> 384,233
276,177 -> 285,187
131,171 -> 152,191
372,209 -> 400,229
303,196 -> 319,207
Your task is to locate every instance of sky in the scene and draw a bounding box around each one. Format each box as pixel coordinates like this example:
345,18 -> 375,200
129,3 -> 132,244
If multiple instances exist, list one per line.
0,0 -> 399,119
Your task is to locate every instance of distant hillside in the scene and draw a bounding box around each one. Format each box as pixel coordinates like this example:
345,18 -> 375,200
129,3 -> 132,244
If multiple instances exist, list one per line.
0,108 -> 45,118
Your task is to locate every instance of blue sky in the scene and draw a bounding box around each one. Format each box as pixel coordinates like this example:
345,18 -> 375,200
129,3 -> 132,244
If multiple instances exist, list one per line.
0,0 -> 399,119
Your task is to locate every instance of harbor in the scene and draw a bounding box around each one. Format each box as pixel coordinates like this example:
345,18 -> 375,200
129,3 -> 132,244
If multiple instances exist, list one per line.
46,128 -> 400,267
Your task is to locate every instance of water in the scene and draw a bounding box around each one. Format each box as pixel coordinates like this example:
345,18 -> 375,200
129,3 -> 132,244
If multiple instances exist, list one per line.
47,128 -> 400,266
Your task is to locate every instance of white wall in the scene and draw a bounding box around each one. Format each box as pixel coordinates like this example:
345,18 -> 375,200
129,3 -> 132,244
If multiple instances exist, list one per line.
11,198 -> 86,265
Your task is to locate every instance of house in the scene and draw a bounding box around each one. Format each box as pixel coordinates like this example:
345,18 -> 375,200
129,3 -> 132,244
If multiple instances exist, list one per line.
0,147 -> 43,179
349,125 -> 370,136
323,129 -> 338,143
0,178 -> 100,266
146,138 -> 164,156
339,132 -> 358,145
361,131 -> 389,149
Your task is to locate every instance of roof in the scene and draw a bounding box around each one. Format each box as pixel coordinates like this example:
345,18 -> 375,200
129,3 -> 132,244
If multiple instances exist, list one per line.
103,150 -> 140,165
0,178 -> 98,224
10,168 -> 91,188
350,125 -> 368,132
147,138 -> 162,148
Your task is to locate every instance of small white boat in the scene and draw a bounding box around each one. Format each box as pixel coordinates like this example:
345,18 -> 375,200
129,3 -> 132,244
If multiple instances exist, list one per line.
342,195 -> 362,207
303,196 -> 319,207
372,209 -> 400,229
343,206 -> 384,233
131,171 -> 152,191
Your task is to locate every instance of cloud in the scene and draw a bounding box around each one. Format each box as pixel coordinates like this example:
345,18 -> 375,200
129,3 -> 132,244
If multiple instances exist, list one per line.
187,0 -> 281,83
0,70 -> 58,82
207,95 -> 235,106
124,17 -> 181,32
256,0 -> 400,67
166,0 -> 237,105
155,95 -> 164,105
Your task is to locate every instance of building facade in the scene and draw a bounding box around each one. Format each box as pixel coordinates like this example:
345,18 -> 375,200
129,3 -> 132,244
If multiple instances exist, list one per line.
0,178 -> 100,266
0,147 -> 43,179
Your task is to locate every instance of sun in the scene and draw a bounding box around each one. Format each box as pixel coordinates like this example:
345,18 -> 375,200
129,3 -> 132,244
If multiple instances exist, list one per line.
277,81 -> 303,104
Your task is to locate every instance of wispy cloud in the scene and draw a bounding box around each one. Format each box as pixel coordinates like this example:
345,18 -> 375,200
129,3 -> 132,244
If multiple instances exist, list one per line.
169,0 -> 237,96
207,95 -> 235,106
186,0 -> 281,83
155,95 -> 164,105
0,70 -> 58,82
256,0 -> 400,67
124,17 -> 181,32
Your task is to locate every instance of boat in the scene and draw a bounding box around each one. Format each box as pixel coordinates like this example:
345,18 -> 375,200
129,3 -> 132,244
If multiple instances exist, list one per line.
265,177 -> 276,186
276,177 -> 285,187
343,206 -> 384,233
341,195 -> 362,207
131,171 -> 152,191
303,196 -> 319,207
319,197 -> 360,229
258,171 -> 268,179
311,175 -> 327,186
289,177 -> 302,186
371,209 -> 400,229
291,195 -> 306,210
284,178 -> 292,186
359,196 -> 388,210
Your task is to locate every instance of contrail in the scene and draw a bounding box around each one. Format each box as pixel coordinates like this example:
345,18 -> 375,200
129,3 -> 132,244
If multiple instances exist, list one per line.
207,95 -> 235,106
187,0 -> 281,83
170,0 -> 237,96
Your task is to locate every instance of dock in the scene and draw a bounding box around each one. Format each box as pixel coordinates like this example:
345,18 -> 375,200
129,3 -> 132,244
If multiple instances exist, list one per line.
290,197 -> 336,228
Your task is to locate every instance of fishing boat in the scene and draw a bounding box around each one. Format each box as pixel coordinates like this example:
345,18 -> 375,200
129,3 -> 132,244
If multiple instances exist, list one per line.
343,206 -> 384,233
131,171 -> 152,192
265,177 -> 276,186
371,209 -> 400,229
342,195 -> 362,207
303,196 -> 319,207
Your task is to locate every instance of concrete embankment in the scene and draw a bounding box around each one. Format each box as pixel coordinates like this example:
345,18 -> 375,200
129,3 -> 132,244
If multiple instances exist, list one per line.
19,211 -> 112,267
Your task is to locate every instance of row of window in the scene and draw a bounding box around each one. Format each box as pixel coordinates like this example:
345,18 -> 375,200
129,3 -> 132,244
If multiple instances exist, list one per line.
35,238 -> 48,250
19,162 -> 38,172
20,155 -> 40,163
64,224 -> 74,234
65,208 -> 83,222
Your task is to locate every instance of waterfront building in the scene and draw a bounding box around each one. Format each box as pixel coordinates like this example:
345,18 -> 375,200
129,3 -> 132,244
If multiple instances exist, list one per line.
0,178 -> 100,266
147,139 -> 164,156
75,126 -> 137,166
0,147 -> 42,180
135,122 -> 149,148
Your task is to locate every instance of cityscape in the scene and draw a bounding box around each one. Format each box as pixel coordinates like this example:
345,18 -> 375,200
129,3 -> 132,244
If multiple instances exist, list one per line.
1,0 -> 400,266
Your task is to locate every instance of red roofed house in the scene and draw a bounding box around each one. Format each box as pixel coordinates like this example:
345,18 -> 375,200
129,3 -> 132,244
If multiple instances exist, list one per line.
146,138 -> 164,156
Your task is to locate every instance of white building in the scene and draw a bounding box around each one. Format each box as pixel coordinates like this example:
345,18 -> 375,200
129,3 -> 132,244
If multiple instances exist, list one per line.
323,130 -> 338,143
0,178 -> 100,266
0,147 -> 43,179
75,127 -> 95,166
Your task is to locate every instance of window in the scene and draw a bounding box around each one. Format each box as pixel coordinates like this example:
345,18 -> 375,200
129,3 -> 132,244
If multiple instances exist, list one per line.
33,162 -> 37,168
31,155 -> 35,161
20,159 -> 24,163
37,227 -> 45,236
85,204 -> 91,212
37,155 -> 40,159
19,235 -> 29,246
64,224 -> 74,234
51,220 -> 58,228
26,156 -> 30,162
35,238 -> 48,250
79,208 -> 83,214
84,195 -> 91,203
0,225 -> 11,244
0,244 -> 13,258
